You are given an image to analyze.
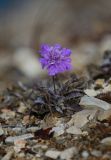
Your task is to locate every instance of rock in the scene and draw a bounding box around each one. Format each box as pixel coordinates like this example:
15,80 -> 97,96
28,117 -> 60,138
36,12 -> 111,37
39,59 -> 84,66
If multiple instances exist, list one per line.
101,137 -> 111,146
12,127 -> 22,133
84,89 -> 99,97
67,109 -> 97,128
98,109 -> 111,121
82,131 -> 88,136
103,84 -> 111,92
17,152 -> 25,158
60,147 -> 77,160
14,140 -> 27,153
102,153 -> 111,159
22,115 -> 30,125
5,133 -> 34,143
81,151 -> 89,159
66,126 -> 82,135
17,102 -> 27,113
95,79 -> 104,87
45,150 -> 61,159
33,144 -> 48,151
1,151 -> 14,160
45,147 -> 77,160
13,48 -> 43,78
80,95 -> 111,110
50,124 -> 65,137
91,150 -> 102,157
0,109 -> 15,120
27,127 -> 40,132
0,127 -> 4,136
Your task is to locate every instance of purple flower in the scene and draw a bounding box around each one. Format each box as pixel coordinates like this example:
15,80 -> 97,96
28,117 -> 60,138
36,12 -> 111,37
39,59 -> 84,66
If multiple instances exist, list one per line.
39,44 -> 72,76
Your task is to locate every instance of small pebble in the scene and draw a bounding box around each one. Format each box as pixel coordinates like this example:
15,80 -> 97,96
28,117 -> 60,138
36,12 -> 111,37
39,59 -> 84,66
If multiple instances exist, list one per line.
1,151 -> 14,160
0,109 -> 15,120
0,127 -> 4,136
27,127 -> 40,132
84,89 -> 98,97
32,144 -> 48,152
67,109 -> 97,128
81,151 -> 89,159
51,124 -> 65,137
22,115 -> 30,125
80,95 -> 111,110
45,150 -> 61,159
102,153 -> 111,159
91,150 -> 102,157
66,126 -> 82,135
18,152 -> 25,158
95,79 -> 104,87
12,127 -> 22,133
5,133 -> 34,143
101,137 -> 111,146
82,131 -> 88,136
17,102 -> 27,113
98,109 -> 111,121
60,147 -> 77,160
14,139 -> 27,153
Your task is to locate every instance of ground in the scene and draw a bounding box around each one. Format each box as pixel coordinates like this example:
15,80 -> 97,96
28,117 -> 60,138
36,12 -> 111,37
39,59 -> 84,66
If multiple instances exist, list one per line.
0,51 -> 111,160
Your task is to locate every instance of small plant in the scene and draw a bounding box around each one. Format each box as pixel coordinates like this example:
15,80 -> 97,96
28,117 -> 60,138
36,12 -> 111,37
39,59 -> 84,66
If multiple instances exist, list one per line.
39,44 -> 72,93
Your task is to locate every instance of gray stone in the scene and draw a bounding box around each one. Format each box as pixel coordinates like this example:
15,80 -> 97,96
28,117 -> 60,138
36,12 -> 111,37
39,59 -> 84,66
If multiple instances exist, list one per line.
67,109 -> 97,128
98,109 -> 111,121
0,127 -> 4,136
45,150 -> 61,159
80,95 -> 111,110
81,151 -> 89,159
1,151 -> 14,160
91,150 -> 102,157
60,147 -> 77,160
66,126 -> 82,135
101,137 -> 111,146
5,133 -> 34,143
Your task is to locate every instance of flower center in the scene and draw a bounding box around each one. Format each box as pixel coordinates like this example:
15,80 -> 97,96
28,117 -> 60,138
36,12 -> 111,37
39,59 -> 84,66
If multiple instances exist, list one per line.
48,50 -> 61,65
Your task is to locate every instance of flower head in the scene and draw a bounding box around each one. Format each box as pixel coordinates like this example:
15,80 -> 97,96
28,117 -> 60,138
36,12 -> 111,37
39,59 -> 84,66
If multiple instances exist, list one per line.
39,44 -> 72,76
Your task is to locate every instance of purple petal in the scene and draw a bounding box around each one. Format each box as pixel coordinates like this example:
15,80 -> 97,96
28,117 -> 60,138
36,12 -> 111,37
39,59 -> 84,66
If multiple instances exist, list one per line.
39,44 -> 51,56
38,43 -> 72,75
39,58 -> 48,68
54,44 -> 61,49
62,48 -> 72,56
48,64 -> 60,76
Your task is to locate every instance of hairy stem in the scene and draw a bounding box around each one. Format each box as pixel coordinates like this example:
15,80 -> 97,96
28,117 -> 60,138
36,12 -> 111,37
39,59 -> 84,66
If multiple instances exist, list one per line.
52,76 -> 56,94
